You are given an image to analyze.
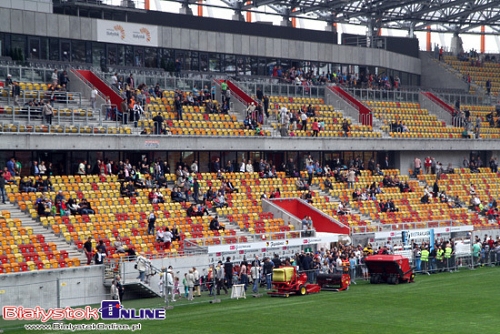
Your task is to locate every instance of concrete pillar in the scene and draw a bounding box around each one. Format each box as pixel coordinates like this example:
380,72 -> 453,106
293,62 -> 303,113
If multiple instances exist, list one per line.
450,32 -> 463,56
281,18 -> 292,27
179,4 -> 193,15
232,13 -> 244,21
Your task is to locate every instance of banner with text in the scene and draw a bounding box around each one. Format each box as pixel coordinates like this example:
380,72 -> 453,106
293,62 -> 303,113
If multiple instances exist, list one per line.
97,20 -> 158,47
207,234 -> 341,255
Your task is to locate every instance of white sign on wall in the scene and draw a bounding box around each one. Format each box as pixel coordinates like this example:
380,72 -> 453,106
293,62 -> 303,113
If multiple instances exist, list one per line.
96,19 -> 158,47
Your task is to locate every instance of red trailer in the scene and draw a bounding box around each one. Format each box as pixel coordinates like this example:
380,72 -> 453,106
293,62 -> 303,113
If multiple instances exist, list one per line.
364,254 -> 415,284
268,266 -> 321,297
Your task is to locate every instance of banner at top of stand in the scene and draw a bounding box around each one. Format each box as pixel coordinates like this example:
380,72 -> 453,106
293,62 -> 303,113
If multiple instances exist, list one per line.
207,234 -> 341,254
374,225 -> 473,239
97,19 -> 159,47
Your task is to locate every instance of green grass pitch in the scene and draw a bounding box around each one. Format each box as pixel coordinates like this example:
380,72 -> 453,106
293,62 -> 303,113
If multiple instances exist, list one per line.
1,266 -> 498,334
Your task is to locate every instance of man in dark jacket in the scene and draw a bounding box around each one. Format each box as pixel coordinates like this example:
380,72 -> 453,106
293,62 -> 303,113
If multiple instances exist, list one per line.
224,257 -> 233,288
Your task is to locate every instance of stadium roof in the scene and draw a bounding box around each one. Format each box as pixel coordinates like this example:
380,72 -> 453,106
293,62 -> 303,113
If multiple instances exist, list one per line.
168,0 -> 500,34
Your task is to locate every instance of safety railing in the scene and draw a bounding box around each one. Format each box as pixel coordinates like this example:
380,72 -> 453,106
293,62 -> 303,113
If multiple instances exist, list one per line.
346,87 -> 421,103
235,81 -> 325,99
351,220 -> 462,234
0,105 -> 94,125
432,90 -> 487,106
1,89 -> 82,108
0,122 -> 134,134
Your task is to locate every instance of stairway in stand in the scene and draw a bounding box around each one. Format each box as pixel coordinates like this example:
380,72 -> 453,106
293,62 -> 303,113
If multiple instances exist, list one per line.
3,202 -> 83,262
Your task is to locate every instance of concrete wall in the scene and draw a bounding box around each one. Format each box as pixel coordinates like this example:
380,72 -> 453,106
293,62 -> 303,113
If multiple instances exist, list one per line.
0,254 -> 212,309
420,93 -> 453,125
0,8 -> 421,76
397,151 -> 490,176
420,51 -> 468,91
0,133 -> 498,152
0,266 -> 106,309
0,0 -> 51,13
262,199 -> 302,231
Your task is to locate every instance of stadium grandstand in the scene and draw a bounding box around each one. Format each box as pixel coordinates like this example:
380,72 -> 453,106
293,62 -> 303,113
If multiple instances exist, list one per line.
1,0 -> 500,310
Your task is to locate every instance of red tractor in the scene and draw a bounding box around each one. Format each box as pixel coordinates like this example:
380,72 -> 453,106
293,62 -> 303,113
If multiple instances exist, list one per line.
268,266 -> 321,297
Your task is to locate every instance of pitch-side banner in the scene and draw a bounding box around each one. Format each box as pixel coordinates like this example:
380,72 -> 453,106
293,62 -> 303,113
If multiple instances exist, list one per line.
96,19 -> 158,47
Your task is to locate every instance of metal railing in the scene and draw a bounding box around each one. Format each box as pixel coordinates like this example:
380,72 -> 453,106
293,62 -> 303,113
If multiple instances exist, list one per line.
434,90 -> 490,106
0,122 -> 133,134
351,220 -> 462,234
347,87 -> 421,103
100,72 -> 218,94
1,89 -> 83,108
0,65 -> 72,84
236,81 -> 325,99
0,105 -> 93,125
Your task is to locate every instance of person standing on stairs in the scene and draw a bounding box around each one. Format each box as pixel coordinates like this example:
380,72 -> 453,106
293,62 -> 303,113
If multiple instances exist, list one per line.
0,171 -> 6,204
90,86 -> 98,110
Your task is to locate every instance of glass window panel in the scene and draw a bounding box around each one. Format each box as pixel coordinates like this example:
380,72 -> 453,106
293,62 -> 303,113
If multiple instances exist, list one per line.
209,53 -> 221,72
250,57 -> 258,75
61,40 -> 71,62
107,45 -> 117,66
71,40 -> 86,63
257,58 -> 266,76
39,38 -> 48,60
134,48 -> 144,67
145,47 -> 157,68
160,48 -> 175,72
224,54 -> 235,74
236,56 -> 246,75
116,45 -> 125,66
11,35 -> 27,61
190,51 -> 199,72
124,46 -> 133,66
92,42 -> 105,67
199,53 -> 208,72
28,38 -> 40,60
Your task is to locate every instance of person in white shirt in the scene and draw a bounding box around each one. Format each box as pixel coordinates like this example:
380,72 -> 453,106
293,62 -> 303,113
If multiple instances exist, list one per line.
91,87 -> 98,110
300,112 -> 308,131
191,161 -> 198,174
239,161 -> 246,173
111,73 -> 118,87
250,261 -> 260,294
246,160 -> 254,173
77,161 -> 86,175
163,228 -> 173,249
51,69 -> 58,86
192,267 -> 201,297
156,228 -> 165,242
158,271 -> 165,297
166,269 -> 175,302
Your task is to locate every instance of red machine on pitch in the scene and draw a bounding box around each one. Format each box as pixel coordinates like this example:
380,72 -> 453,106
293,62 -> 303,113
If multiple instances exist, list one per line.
364,254 -> 415,284
268,266 -> 321,297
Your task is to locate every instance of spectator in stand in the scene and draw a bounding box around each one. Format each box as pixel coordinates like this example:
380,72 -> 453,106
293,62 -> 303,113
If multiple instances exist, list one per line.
300,111 -> 308,131
489,157 -> 498,173
83,237 -> 94,265
0,171 -> 6,204
2,167 -> 15,184
312,119 -> 320,137
414,157 -> 422,177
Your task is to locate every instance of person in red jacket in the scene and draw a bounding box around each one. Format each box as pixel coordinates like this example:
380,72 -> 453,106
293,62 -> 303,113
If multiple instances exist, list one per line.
424,156 -> 432,174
